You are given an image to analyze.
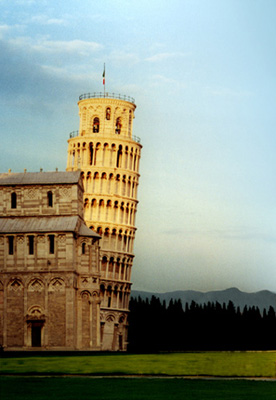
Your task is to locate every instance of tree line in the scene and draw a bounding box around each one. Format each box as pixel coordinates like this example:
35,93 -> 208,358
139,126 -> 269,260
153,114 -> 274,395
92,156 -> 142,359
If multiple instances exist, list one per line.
128,296 -> 276,352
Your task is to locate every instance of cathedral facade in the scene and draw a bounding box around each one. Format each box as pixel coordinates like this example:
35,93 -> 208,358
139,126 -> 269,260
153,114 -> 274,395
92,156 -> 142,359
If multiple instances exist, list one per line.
0,92 -> 142,351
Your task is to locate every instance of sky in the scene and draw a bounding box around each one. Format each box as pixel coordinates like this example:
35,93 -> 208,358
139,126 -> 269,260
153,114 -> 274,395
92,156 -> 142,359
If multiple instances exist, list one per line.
1,0 -> 276,294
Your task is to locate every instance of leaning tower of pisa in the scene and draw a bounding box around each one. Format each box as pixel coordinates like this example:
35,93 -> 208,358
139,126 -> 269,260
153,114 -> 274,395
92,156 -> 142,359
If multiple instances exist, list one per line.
66,92 -> 142,350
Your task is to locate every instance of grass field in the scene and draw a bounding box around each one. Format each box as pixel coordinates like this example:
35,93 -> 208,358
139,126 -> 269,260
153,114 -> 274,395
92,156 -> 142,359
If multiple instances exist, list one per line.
1,351 -> 276,377
1,376 -> 276,400
1,352 -> 276,400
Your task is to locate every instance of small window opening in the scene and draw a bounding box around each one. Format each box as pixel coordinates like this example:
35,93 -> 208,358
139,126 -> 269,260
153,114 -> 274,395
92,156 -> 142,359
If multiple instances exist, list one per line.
115,117 -> 122,134
48,235 -> 55,254
47,191 -> 53,207
11,192 -> 17,209
28,235 -> 34,255
8,236 -> 14,255
106,108 -> 111,120
93,117 -> 100,133
82,242 -> 86,255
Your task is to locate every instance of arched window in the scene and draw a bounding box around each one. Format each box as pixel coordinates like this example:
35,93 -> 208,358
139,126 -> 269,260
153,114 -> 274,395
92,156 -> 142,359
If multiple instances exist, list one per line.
47,191 -> 53,207
89,143 -> 93,165
48,235 -> 55,254
8,236 -> 14,255
28,235 -> 34,255
102,256 -> 108,272
82,242 -> 86,255
115,117 -> 122,134
116,145 -> 123,168
93,117 -> 100,133
107,286 -> 112,307
106,108 -> 111,120
11,192 -> 17,209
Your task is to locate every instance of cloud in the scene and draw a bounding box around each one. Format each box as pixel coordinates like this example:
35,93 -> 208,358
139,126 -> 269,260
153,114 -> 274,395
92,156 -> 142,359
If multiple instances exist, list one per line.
146,52 -> 187,63
0,40 -> 79,102
9,37 -> 102,56
30,15 -> 67,26
0,24 -> 10,35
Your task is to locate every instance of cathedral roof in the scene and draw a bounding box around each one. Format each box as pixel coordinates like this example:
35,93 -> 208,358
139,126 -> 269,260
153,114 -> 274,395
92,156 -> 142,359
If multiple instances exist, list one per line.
0,171 -> 81,186
0,216 -> 100,238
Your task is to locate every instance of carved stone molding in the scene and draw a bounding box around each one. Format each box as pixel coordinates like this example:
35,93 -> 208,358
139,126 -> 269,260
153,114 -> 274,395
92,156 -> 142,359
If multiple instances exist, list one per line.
17,236 -> 24,244
37,235 -> 45,243
60,187 -> 71,198
28,278 -> 44,292
8,279 -> 23,291
49,278 -> 65,292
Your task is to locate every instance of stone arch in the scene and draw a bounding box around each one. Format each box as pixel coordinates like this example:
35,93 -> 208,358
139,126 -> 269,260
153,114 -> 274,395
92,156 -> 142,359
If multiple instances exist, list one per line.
92,290 -> 99,299
8,278 -> 23,291
129,147 -> 133,170
11,191 -> 17,209
81,290 -> 91,300
114,200 -> 119,222
106,313 -> 115,323
26,305 -> 46,347
92,172 -> 99,193
48,277 -> 65,291
27,278 -> 44,292
101,255 -> 108,275
26,305 -> 45,321
106,285 -> 113,308
96,226 -> 102,236
115,174 -> 120,194
98,199 -> 104,221
119,314 -> 125,324
89,142 -> 94,165
100,172 -> 107,193
116,145 -> 123,168
94,142 -> 101,166
106,200 -> 112,221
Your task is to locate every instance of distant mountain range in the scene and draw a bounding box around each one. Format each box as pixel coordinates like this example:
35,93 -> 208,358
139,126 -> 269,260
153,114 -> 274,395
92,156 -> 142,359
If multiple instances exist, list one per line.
131,287 -> 276,311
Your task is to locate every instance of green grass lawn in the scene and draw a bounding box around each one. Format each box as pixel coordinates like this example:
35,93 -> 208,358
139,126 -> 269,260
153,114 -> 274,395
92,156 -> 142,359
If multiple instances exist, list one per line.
1,376 -> 276,400
1,352 -> 276,377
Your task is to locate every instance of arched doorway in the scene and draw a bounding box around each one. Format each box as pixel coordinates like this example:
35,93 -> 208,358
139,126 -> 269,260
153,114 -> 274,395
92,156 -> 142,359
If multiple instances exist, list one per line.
31,321 -> 44,347
26,306 -> 45,348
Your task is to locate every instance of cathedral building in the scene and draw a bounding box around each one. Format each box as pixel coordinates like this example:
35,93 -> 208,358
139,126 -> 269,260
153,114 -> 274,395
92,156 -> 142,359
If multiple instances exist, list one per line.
0,92 -> 142,351
0,171 -> 101,350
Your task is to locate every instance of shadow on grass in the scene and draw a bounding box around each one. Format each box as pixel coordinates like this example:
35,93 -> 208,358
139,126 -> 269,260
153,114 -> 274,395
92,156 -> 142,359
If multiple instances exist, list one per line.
1,376 -> 276,400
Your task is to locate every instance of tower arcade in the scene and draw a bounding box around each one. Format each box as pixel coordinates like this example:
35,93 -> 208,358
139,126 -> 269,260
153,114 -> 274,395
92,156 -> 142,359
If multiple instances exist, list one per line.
66,93 -> 142,350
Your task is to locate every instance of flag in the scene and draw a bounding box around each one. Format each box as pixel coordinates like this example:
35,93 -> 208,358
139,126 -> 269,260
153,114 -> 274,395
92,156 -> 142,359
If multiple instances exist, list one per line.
103,64 -> 105,85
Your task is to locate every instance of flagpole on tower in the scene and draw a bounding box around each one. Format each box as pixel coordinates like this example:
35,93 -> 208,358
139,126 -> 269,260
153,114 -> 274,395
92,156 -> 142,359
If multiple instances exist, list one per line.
103,63 -> 106,97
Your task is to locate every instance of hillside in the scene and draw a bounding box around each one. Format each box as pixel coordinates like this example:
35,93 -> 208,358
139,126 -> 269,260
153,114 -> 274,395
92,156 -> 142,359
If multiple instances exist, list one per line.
131,287 -> 276,311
